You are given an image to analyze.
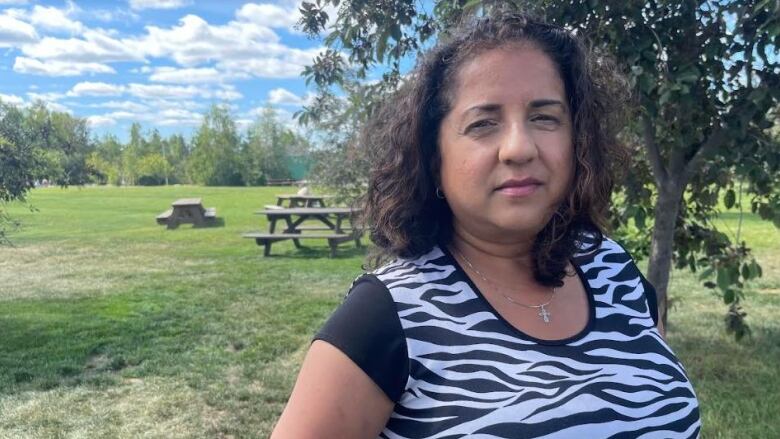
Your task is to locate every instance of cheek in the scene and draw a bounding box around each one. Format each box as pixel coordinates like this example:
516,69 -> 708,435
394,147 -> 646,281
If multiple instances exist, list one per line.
440,147 -> 486,191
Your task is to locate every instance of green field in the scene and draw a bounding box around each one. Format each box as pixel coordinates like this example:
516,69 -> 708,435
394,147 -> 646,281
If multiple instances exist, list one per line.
1,186 -> 778,438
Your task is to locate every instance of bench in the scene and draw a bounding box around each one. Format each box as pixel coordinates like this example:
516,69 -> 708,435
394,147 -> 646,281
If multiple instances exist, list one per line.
242,231 -> 362,257
156,208 -> 173,225
295,225 -> 353,231
157,198 -> 217,228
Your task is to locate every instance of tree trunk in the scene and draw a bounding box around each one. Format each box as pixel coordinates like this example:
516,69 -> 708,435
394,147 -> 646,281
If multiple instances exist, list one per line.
647,182 -> 685,328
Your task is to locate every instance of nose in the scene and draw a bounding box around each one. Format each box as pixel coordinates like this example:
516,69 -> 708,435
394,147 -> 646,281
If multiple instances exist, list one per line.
497,121 -> 538,165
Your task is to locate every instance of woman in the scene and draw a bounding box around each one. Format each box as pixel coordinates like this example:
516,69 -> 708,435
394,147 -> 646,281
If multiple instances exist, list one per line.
272,12 -> 700,439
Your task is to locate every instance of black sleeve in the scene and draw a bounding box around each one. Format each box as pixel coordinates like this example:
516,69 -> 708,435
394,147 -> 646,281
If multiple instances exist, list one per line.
639,274 -> 659,327
313,274 -> 408,402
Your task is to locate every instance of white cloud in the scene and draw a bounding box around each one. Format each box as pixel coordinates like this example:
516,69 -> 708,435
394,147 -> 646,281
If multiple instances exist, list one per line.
87,115 -> 116,127
0,13 -> 38,47
157,117 -> 201,126
29,4 -> 84,34
129,0 -> 191,10
99,107 -> 202,127
104,110 -> 151,121
126,83 -> 200,100
43,101 -> 71,113
0,93 -> 24,106
68,81 -> 125,97
14,57 -> 116,76
138,14 -> 279,65
159,108 -> 200,119
27,91 -> 66,102
236,3 -> 298,29
135,12 -> 321,78
92,100 -> 148,112
149,66 -> 230,84
268,87 -> 304,106
0,0 -> 29,5
12,7 -> 322,79
21,29 -> 143,63
214,86 -> 243,101
86,7 -> 140,23
120,83 -> 242,101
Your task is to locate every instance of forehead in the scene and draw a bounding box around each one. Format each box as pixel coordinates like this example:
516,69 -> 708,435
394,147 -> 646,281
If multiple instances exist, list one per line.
448,43 -> 567,109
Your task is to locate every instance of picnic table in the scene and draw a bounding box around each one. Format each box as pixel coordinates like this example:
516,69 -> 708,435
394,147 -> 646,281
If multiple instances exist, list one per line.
156,198 -> 217,229
274,194 -> 334,208
243,207 -> 362,257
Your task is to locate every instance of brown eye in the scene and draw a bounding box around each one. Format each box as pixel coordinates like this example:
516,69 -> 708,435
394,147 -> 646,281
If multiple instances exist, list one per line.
466,119 -> 497,133
531,114 -> 560,124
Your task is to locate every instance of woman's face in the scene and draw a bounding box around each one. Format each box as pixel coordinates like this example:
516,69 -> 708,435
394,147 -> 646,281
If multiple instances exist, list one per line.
438,43 -> 574,243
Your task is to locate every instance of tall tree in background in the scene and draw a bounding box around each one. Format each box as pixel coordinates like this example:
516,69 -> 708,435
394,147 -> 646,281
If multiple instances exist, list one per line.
188,104 -> 243,186
89,134 -> 123,185
0,100 -> 95,243
298,0 -> 780,337
0,101 -> 43,244
166,133 -> 190,184
241,106 -> 313,185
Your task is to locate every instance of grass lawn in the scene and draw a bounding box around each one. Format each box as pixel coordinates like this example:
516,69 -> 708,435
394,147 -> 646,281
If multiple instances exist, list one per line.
1,185 -> 778,438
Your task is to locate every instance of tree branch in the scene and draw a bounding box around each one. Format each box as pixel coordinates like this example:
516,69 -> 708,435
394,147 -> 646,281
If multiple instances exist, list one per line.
682,123 -> 726,183
641,113 -> 668,186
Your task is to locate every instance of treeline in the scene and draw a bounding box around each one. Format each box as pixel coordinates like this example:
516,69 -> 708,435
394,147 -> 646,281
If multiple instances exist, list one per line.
0,100 -> 311,190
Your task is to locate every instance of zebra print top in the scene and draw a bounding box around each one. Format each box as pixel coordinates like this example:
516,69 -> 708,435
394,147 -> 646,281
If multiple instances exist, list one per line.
315,235 -> 701,438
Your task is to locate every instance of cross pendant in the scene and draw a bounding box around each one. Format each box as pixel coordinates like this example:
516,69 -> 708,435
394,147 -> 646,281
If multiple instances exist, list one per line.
538,306 -> 551,323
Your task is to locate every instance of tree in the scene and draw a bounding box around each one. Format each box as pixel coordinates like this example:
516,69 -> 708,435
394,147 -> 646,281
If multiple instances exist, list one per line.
137,153 -> 173,186
241,106 -> 312,185
166,134 -> 190,184
91,134 -> 124,185
0,100 -> 95,243
188,104 -> 243,186
298,0 -> 780,338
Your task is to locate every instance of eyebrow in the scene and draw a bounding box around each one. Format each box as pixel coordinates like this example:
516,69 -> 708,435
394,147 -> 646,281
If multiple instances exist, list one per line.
529,99 -> 566,110
463,99 -> 567,116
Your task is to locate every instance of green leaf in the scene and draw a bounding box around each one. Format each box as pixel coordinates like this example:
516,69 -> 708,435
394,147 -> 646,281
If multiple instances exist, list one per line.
724,189 -> 736,209
698,267 -> 714,280
717,267 -> 731,291
724,288 -> 735,304
634,207 -> 646,229
741,263 -> 751,280
390,24 -> 402,41
748,88 -> 767,105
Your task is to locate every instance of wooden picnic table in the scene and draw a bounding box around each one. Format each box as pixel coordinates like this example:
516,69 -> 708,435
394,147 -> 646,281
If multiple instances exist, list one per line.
275,194 -> 334,208
243,207 -> 362,257
156,198 -> 217,229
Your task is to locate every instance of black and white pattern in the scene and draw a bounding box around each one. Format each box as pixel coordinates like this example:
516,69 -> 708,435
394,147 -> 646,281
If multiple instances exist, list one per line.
371,236 -> 701,439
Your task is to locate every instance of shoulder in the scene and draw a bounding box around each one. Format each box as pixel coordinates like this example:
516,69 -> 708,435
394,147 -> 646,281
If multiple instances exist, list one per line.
371,245 -> 456,291
575,233 -> 659,326
314,273 -> 409,402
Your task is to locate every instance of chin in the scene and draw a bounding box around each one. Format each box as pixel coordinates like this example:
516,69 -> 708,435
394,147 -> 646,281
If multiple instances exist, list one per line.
492,212 -> 550,238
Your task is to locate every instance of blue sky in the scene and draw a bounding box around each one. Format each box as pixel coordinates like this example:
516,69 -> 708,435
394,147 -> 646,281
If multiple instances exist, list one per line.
0,0 -> 329,141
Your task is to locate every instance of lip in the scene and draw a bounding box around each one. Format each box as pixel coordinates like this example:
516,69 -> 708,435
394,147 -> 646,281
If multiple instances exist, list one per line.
496,178 -> 542,197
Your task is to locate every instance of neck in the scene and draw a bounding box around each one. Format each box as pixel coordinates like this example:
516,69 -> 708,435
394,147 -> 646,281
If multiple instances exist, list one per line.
449,222 -> 537,285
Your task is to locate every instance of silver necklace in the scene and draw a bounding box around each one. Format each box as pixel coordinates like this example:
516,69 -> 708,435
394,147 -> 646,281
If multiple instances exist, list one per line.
452,247 -> 557,323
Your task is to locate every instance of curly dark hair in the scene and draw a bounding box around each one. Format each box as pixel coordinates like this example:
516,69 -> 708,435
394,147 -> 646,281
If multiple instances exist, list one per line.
361,11 -> 629,287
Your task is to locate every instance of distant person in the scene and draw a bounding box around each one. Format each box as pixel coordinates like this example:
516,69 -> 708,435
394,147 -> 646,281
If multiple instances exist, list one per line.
272,12 -> 700,438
